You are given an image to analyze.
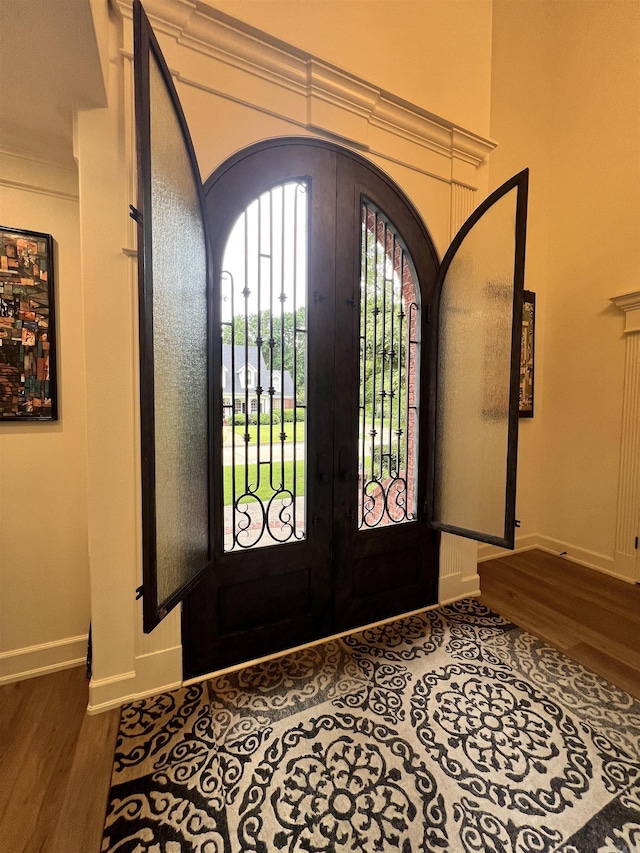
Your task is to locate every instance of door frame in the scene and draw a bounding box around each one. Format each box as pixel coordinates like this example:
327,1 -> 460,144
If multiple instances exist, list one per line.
182,137 -> 442,678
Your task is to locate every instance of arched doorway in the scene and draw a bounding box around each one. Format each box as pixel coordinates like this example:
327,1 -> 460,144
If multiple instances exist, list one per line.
182,140 -> 441,677
132,0 -> 527,679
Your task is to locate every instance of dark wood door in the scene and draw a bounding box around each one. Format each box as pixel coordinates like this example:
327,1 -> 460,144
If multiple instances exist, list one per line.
182,141 -> 441,678
331,155 -> 440,631
183,144 -> 338,675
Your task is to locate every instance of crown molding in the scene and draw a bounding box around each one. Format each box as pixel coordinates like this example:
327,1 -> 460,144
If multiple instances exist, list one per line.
610,290 -> 640,313
0,146 -> 79,201
611,290 -> 640,334
116,0 -> 496,174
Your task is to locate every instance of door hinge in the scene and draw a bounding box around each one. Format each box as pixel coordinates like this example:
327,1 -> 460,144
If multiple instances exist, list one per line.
515,519 -> 521,528
635,536 -> 638,549
135,584 -> 144,600
129,204 -> 142,224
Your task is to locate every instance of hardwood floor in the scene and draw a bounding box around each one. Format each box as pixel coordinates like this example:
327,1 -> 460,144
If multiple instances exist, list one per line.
2,548 -> 638,851
0,666 -> 119,853
479,548 -> 640,699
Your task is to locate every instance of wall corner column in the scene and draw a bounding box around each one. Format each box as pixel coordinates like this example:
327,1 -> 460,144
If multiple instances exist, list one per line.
610,290 -> 640,583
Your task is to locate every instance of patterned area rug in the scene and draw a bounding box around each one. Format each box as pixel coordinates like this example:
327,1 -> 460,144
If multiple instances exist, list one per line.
101,600 -> 640,852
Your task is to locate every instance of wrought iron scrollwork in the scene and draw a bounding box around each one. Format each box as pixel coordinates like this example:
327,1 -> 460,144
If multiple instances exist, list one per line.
358,202 -> 419,530
221,182 -> 308,551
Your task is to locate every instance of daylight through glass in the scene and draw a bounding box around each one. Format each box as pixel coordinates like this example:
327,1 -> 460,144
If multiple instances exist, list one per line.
221,182 -> 308,551
358,201 -> 419,530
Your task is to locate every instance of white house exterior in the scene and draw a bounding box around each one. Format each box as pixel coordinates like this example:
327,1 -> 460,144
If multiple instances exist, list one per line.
222,344 -> 295,417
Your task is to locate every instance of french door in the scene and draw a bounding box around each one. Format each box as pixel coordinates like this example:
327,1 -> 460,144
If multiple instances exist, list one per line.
181,142 -> 441,676
132,0 -> 528,678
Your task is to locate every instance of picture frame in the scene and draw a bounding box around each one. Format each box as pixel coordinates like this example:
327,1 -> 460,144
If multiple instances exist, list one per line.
0,226 -> 57,421
519,289 -> 535,418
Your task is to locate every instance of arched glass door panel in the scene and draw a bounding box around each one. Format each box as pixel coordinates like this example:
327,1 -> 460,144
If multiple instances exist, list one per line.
133,0 -> 210,631
432,171 -> 528,548
358,201 -> 420,529
220,181 -> 308,551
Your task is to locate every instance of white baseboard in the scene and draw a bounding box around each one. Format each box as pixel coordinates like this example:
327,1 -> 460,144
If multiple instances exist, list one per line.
438,571 -> 480,604
477,534 -> 539,563
0,635 -> 88,685
478,533 -> 634,584
87,644 -> 183,715
534,535 -> 631,582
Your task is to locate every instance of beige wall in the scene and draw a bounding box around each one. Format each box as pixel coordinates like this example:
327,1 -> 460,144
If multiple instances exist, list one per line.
0,154 -> 90,681
9,0 -> 638,704
489,0 -> 640,574
211,0 -> 493,137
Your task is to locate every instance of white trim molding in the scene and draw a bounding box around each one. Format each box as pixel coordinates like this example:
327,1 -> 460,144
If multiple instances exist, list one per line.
0,635 -> 88,685
477,533 -> 632,583
88,644 -> 183,714
611,290 -> 640,334
438,533 -> 480,603
115,0 -> 495,189
450,183 -> 476,237
0,147 -> 79,202
611,289 -> 640,582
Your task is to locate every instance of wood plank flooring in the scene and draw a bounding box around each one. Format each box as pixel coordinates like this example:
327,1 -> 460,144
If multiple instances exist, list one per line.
0,666 -> 119,853
1,548 -> 638,850
479,548 -> 640,699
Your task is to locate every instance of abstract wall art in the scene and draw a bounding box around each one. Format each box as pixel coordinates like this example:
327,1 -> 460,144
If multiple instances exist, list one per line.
0,226 -> 57,420
519,289 -> 535,418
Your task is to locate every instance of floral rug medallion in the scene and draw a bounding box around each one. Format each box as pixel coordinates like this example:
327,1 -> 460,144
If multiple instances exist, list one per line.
102,600 -> 640,852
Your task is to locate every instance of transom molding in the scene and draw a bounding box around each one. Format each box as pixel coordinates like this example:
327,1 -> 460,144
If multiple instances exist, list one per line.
116,0 -> 495,185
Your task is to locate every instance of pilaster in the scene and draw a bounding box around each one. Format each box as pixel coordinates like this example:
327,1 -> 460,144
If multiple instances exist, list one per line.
610,290 -> 640,582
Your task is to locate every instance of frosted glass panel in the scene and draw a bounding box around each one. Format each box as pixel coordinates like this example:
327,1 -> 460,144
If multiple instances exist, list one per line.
434,188 -> 518,541
149,53 -> 208,607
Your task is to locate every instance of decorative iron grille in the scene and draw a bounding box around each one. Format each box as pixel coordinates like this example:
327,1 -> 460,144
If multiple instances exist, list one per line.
221,182 -> 308,551
358,201 -> 419,529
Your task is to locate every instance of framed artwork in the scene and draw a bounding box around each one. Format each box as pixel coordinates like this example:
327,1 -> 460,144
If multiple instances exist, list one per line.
0,226 -> 57,420
519,289 -> 535,418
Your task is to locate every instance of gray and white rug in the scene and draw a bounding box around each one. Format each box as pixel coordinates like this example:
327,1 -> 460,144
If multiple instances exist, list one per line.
101,600 -> 640,852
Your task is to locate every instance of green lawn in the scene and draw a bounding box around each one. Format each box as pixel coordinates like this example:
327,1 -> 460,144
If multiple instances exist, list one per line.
227,422 -> 305,446
223,460 -> 305,506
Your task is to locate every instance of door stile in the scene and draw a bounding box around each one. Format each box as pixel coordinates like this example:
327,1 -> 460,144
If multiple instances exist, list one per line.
504,178 -> 529,542
331,155 -> 362,619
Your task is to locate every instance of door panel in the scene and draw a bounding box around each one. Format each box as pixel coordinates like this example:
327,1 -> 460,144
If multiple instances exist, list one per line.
182,144 -> 337,677
183,142 -> 442,676
331,154 -> 440,631
431,170 -> 528,549
133,0 -> 210,631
